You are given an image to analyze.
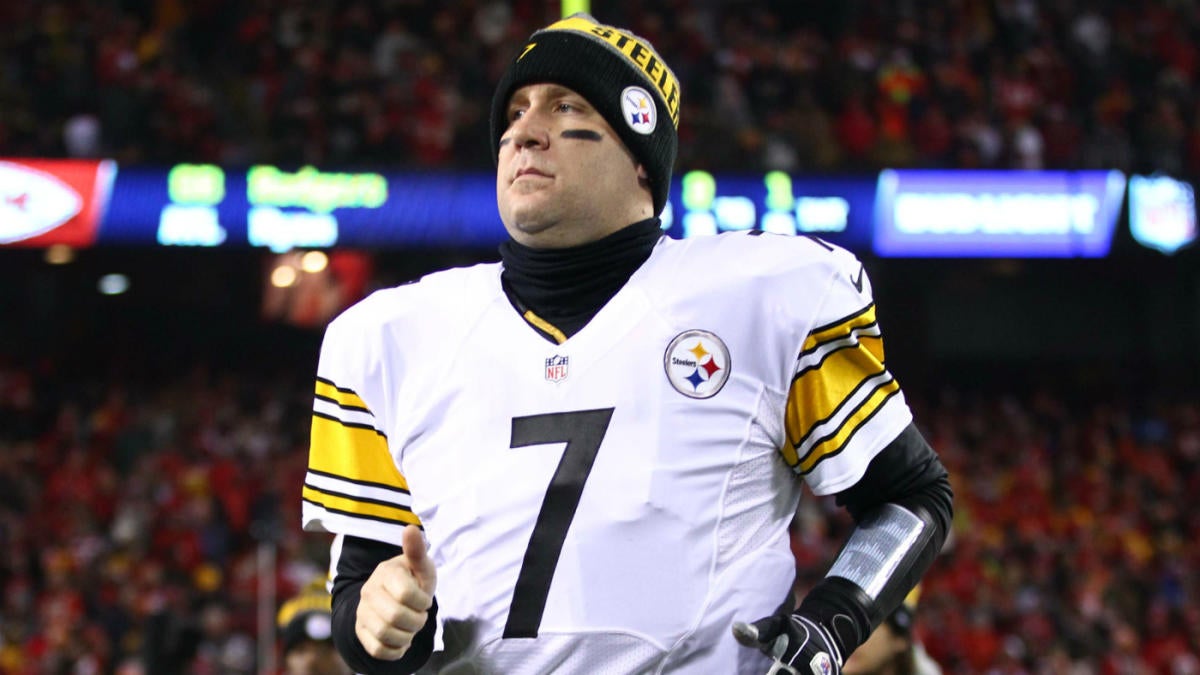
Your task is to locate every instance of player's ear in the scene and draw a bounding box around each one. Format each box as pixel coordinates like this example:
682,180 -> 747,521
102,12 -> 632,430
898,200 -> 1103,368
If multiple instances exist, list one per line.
636,163 -> 650,189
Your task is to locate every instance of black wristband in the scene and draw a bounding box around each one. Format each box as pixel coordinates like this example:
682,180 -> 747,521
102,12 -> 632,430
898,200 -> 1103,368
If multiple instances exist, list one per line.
795,575 -> 875,657
330,578 -> 438,674
330,535 -> 439,674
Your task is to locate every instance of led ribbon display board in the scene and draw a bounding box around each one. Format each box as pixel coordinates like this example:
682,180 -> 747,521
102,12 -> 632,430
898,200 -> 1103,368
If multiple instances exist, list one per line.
1127,174 -> 1197,255
873,169 -> 1128,257
0,160 -> 1151,257
103,165 -> 501,250
0,159 -> 116,247
72,163 -> 879,251
660,170 -> 874,250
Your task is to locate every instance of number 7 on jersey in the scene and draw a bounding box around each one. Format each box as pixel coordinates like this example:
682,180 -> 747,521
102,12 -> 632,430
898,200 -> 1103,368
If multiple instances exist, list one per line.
503,408 -> 615,639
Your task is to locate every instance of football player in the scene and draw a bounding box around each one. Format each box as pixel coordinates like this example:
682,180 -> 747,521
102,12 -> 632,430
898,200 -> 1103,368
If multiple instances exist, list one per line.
302,13 -> 952,675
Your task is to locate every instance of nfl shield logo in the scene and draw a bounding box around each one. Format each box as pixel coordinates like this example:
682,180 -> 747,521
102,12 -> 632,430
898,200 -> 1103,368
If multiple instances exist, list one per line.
810,653 -> 833,675
545,355 -> 569,382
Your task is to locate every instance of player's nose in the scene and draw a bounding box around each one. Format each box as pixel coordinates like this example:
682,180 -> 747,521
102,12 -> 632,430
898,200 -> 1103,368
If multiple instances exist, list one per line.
507,110 -> 551,151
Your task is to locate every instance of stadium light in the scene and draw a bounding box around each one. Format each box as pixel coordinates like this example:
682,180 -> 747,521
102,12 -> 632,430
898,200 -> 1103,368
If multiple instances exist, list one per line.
97,273 -> 129,295
301,250 -> 328,273
270,264 -> 298,288
44,244 -> 75,265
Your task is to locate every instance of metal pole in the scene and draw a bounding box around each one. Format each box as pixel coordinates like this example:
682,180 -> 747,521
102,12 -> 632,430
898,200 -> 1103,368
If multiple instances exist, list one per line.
258,539 -> 277,674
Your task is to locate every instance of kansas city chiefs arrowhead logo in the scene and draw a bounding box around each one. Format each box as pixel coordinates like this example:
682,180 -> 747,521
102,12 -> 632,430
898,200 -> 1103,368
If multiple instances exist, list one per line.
0,161 -> 83,244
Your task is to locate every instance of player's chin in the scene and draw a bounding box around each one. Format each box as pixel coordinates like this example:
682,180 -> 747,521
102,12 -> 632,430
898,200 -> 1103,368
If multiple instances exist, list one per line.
508,215 -> 556,240
505,197 -> 557,229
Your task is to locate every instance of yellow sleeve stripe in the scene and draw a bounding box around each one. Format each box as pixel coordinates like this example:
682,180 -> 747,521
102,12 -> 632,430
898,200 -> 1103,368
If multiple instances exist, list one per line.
309,414 -> 410,491
785,342 -> 889,448
315,377 -> 369,411
795,379 -> 901,474
302,485 -> 422,527
794,326 -> 883,380
801,303 -> 878,354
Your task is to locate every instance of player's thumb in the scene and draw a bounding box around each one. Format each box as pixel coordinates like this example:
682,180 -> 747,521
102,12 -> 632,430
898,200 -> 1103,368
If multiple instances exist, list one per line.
401,524 -> 437,595
732,615 -> 786,647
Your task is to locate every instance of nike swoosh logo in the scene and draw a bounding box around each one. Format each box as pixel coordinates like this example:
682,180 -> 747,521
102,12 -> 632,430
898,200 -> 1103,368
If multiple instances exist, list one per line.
851,265 -> 865,293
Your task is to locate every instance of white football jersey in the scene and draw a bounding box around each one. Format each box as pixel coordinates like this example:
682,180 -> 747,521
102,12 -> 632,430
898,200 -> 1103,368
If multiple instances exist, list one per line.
303,232 -> 913,674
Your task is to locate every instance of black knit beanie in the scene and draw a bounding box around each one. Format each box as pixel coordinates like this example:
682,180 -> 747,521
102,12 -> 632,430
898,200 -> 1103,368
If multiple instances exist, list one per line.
490,13 -> 680,216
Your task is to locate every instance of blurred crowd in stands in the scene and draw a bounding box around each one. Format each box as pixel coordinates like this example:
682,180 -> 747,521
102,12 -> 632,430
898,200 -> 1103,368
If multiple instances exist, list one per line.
0,358 -> 325,674
2,352 -> 1199,673
4,0 -> 1200,175
796,390 -> 1200,674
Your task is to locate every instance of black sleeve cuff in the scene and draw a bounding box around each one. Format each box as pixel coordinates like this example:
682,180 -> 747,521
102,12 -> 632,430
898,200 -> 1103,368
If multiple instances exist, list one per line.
332,581 -> 438,674
330,535 -> 438,674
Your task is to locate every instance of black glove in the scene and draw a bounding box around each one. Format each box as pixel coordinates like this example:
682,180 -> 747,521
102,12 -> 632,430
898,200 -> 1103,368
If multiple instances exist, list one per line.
733,612 -> 843,675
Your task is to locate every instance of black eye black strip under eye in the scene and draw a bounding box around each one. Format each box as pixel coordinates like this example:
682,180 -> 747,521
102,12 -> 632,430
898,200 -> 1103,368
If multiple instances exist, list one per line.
560,129 -> 603,141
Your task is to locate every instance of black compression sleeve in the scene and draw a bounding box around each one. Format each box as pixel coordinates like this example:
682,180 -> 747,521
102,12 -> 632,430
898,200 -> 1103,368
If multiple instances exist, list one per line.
330,535 -> 438,674
835,423 -> 953,533
797,423 -> 953,657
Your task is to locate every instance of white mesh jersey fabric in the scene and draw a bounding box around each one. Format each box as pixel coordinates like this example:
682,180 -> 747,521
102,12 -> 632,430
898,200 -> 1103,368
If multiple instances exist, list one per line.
435,633 -> 665,674
715,386 -> 799,575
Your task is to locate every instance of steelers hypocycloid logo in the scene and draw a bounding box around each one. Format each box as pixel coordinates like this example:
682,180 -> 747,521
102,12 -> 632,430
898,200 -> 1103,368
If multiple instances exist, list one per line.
664,330 -> 730,399
621,86 -> 657,135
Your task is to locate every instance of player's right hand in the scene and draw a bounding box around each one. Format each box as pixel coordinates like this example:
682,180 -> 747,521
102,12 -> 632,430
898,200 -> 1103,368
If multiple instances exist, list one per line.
356,524 -> 438,660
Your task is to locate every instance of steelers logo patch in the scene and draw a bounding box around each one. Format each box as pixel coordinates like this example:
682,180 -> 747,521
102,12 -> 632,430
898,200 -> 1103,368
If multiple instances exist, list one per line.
664,330 -> 730,399
621,86 -> 657,135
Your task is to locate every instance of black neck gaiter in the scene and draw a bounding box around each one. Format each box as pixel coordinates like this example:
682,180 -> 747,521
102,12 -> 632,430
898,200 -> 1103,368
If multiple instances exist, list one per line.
499,218 -> 664,341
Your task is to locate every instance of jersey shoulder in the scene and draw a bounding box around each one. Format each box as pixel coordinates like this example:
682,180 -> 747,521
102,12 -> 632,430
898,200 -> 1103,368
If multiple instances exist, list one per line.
651,232 -> 865,293
326,262 -> 502,341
